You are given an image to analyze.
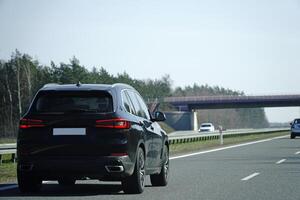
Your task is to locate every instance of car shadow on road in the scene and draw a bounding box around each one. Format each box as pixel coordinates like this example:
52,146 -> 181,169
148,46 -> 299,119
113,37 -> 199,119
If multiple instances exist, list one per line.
0,183 -> 129,197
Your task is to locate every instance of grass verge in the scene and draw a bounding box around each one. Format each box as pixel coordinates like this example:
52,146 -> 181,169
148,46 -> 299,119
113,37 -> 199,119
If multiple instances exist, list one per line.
0,154 -> 17,183
0,162 -> 17,183
0,138 -> 16,144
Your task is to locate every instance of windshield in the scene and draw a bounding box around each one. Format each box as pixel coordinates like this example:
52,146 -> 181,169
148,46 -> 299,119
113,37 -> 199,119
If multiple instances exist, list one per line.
201,124 -> 212,127
33,91 -> 113,114
294,119 -> 300,124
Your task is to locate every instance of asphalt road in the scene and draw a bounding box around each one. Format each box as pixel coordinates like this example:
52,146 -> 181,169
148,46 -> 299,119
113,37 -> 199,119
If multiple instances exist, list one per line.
1,135 -> 300,200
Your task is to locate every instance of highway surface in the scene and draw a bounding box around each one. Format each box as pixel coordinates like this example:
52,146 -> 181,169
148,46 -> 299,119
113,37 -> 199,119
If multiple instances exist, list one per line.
1,134 -> 300,200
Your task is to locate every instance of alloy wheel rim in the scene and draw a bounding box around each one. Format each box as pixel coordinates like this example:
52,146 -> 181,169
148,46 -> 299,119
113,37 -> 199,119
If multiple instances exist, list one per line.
139,151 -> 145,188
164,150 -> 169,180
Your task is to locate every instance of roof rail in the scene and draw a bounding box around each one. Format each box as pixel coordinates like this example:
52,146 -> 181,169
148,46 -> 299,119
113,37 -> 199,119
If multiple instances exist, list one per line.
112,83 -> 133,88
43,83 -> 59,88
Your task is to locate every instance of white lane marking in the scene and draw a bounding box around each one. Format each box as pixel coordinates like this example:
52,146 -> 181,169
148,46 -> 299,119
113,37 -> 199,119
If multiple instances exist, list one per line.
276,159 -> 286,164
295,151 -> 300,155
0,185 -> 18,191
241,172 -> 260,181
0,181 -> 52,191
170,135 -> 288,160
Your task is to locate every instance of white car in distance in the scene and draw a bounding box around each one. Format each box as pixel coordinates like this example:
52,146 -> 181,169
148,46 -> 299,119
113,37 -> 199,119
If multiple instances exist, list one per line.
199,123 -> 215,132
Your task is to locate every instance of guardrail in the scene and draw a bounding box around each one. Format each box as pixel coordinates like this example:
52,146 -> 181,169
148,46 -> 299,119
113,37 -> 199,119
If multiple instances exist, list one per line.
0,143 -> 17,164
168,128 -> 289,144
0,128 -> 290,164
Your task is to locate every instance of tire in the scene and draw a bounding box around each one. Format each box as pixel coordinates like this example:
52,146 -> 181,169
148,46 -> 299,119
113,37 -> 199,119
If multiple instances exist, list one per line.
122,147 -> 145,194
150,144 -> 169,186
17,169 -> 42,193
58,178 -> 76,186
291,133 -> 296,139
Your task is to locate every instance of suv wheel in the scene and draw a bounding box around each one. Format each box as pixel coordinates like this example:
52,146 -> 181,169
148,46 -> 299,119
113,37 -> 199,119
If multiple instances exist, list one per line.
58,178 -> 76,186
17,169 -> 42,193
150,144 -> 169,186
122,147 -> 145,194
291,133 -> 296,139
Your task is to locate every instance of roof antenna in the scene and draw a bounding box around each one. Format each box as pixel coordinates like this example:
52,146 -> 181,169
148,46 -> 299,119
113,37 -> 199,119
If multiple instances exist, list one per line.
76,81 -> 81,87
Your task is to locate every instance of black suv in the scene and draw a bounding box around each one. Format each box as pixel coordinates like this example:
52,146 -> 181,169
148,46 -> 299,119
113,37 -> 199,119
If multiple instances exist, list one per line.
17,83 -> 169,194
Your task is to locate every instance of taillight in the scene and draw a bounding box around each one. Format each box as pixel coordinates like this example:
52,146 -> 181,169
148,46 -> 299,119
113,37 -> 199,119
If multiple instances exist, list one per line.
95,118 -> 131,129
19,118 -> 46,129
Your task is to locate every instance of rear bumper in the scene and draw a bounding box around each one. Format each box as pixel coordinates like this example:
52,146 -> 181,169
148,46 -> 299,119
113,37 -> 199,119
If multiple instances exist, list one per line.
18,155 -> 135,181
291,130 -> 300,136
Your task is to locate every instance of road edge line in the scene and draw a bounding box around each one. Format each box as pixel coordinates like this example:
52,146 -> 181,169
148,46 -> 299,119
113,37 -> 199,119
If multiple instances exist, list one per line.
0,181 -> 53,192
170,135 -> 288,160
0,184 -> 18,191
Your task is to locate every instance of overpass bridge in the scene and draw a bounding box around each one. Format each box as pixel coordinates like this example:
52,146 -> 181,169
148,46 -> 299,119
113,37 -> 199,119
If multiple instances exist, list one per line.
164,94 -> 300,111
160,94 -> 300,131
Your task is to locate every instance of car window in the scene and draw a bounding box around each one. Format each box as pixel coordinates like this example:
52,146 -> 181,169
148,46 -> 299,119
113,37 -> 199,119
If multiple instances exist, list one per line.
121,91 -> 135,114
34,91 -> 113,113
127,90 -> 150,120
201,124 -> 211,127
134,93 -> 151,120
126,90 -> 144,118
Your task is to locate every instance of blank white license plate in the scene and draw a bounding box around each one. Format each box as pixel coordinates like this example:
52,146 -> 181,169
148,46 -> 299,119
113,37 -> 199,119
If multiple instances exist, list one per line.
53,128 -> 86,136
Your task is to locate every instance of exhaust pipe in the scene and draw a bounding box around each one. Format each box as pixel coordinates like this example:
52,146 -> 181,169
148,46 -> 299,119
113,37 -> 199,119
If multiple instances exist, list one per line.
105,165 -> 124,173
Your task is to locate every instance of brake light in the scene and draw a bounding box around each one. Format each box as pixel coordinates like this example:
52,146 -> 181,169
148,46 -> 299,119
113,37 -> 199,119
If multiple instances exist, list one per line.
19,118 -> 46,129
95,118 -> 131,129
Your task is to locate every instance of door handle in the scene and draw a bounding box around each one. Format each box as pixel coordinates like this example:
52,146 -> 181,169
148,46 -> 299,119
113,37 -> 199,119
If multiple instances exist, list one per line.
150,126 -> 154,130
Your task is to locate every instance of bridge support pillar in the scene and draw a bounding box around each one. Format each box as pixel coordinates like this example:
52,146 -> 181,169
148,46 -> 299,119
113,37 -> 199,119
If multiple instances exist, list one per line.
192,110 -> 198,131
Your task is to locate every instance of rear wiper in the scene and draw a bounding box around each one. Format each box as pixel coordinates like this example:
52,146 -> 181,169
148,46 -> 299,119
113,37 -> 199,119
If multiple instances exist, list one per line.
64,109 -> 97,113
38,112 -> 64,115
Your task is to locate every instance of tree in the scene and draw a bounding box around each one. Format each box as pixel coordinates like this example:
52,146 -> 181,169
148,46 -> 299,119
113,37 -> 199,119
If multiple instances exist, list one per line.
0,50 -> 269,138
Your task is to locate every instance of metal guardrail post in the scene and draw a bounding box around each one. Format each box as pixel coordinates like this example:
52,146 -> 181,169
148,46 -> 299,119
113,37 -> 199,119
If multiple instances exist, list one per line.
11,153 -> 16,163
193,110 -> 198,131
219,126 -> 223,145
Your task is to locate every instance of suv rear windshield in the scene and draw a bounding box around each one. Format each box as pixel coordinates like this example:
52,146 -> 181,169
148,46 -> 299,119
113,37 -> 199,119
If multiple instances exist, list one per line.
32,91 -> 113,114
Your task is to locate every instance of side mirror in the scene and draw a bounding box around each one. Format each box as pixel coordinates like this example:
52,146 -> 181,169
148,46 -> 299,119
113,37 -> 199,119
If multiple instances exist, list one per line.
290,122 -> 293,126
153,111 -> 166,122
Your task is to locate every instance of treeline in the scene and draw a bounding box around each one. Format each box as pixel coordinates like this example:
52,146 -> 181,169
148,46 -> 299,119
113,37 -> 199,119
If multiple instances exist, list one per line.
173,83 -> 244,97
0,50 -> 268,138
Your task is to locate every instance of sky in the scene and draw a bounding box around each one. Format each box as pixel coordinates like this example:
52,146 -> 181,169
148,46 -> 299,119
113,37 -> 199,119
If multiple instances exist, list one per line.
0,0 -> 300,122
